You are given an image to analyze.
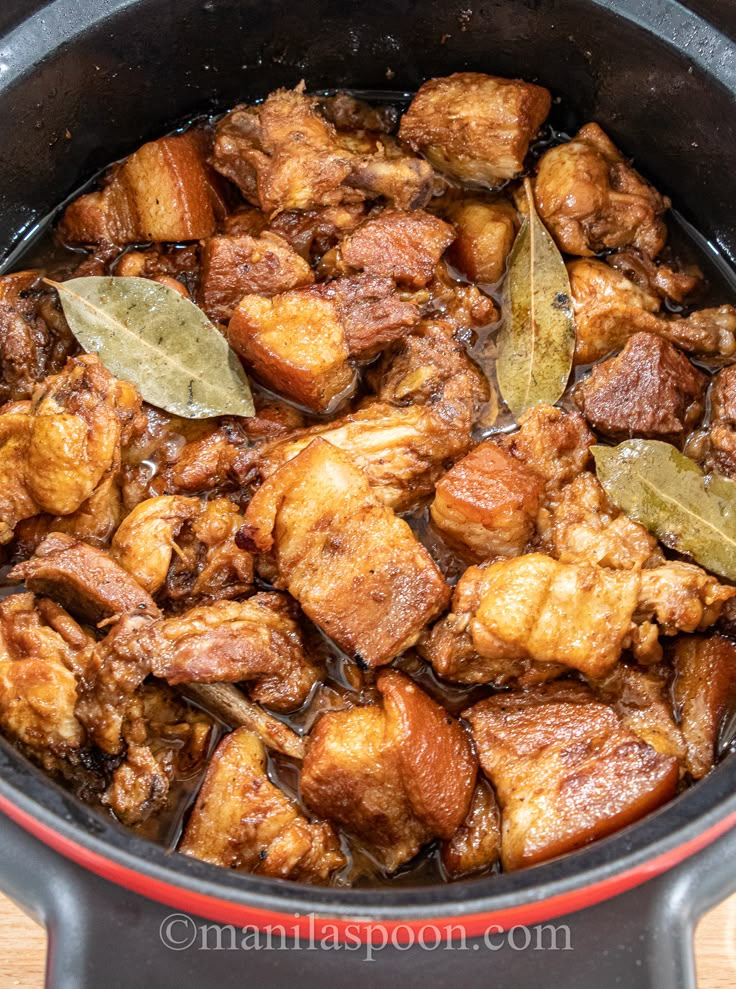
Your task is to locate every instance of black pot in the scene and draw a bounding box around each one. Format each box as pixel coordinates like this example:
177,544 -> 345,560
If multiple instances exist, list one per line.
1,2 -> 736,987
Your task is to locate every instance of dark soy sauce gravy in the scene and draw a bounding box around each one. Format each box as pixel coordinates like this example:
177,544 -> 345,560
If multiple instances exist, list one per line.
4,90 -> 736,888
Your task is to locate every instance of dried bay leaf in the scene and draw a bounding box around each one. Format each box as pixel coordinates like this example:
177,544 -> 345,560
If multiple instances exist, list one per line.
592,439 -> 736,580
48,276 -> 254,418
496,179 -> 575,420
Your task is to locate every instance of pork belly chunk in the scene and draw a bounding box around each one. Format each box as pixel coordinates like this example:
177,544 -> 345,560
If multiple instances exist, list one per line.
440,779 -> 501,879
301,670 -> 476,872
533,123 -> 669,258
198,232 -> 314,324
337,209 -> 455,288
60,132 -> 222,243
673,636 -> 736,779
242,439 -> 451,666
498,404 -> 594,496
430,440 -> 544,560
569,259 -> 736,364
444,198 -> 519,285
8,532 -> 160,624
575,333 -> 707,443
399,73 -> 551,184
0,593 -> 87,760
180,727 -> 345,882
465,683 -> 679,869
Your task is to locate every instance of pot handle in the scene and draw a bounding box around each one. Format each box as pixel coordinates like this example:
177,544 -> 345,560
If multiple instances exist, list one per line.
1,805 -> 736,989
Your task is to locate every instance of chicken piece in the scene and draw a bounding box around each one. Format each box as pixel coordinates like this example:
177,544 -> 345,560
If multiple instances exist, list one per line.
269,203 -> 366,261
0,271 -> 77,405
575,333 -> 707,443
344,142 -> 436,212
0,355 -> 142,543
228,286 -> 353,412
673,636 -> 736,779
399,72 -> 551,184
180,727 -> 345,882
318,92 -> 398,133
373,318 -> 489,408
242,439 -> 450,666
430,440 -> 544,560
465,683 -> 679,870
440,779 -> 501,879
337,209 -> 455,289
541,472 -> 661,570
637,563 -> 736,636
111,495 -> 254,603
8,532 -> 160,624
443,198 -> 519,285
533,123 -> 669,258
592,663 -> 685,764
569,259 -> 736,364
102,682 -> 212,826
702,367 -> 736,478
301,670 -> 476,872
0,593 -> 87,761
198,231 -> 314,323
606,249 -> 702,305
423,260 -> 499,331
212,88 -> 358,213
317,274 -> 421,359
499,404 -> 594,495
245,389 -> 476,513
114,243 -> 200,297
59,131 -> 223,243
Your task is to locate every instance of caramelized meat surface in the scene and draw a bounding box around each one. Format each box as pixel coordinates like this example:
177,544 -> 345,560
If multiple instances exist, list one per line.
444,198 -> 519,285
465,683 -> 678,869
534,123 -> 669,257
673,636 -> 736,779
242,439 -> 450,666
498,404 -> 594,495
400,73 -> 551,183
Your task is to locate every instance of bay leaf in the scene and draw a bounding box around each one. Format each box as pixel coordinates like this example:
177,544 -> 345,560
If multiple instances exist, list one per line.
496,178 -> 575,420
592,439 -> 736,580
48,276 -> 255,418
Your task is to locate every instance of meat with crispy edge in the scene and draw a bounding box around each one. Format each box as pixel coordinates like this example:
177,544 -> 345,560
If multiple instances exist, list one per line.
180,727 -> 346,882
673,636 -> 736,779
464,682 -> 679,870
568,259 -> 736,364
399,72 -> 551,184
430,440 -> 545,561
440,779 -> 501,879
198,231 -> 315,324
575,332 -> 707,444
59,131 -> 224,244
533,123 -> 669,258
443,198 -> 519,285
0,354 -> 142,545
241,438 -> 451,667
301,670 -> 476,872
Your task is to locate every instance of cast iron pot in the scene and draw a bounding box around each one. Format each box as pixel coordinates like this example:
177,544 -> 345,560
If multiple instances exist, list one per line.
1,1 -> 736,986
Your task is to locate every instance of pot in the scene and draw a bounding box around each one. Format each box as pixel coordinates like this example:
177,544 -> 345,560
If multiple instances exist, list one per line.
1,1 -> 736,986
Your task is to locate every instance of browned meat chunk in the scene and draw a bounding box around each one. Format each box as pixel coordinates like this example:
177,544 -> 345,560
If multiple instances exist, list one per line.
8,532 -> 160,623
533,123 -> 669,258
423,261 -> 499,331
180,727 -> 345,882
228,286 -> 353,412
702,367 -> 736,478
0,593 -> 88,760
242,439 -> 451,666
114,243 -> 200,297
465,683 -> 679,869
317,274 -> 421,359
499,404 -> 594,495
569,259 -> 736,364
575,333 -> 707,443
540,472 -> 661,570
673,636 -> 736,779
0,271 -> 76,405
399,73 -> 551,184
59,132 -> 222,243
111,495 -> 254,603
269,203 -> 366,261
301,670 -> 476,872
198,232 -> 314,323
606,248 -> 702,305
318,93 -> 398,133
430,441 -> 544,560
440,779 -> 501,879
0,355 -> 142,544
637,563 -> 735,637
337,209 -> 455,288
444,198 -> 519,285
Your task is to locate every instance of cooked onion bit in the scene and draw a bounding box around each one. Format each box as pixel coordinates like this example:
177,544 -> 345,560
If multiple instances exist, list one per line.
48,276 -> 255,418
593,439 -> 736,581
496,179 -> 575,420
